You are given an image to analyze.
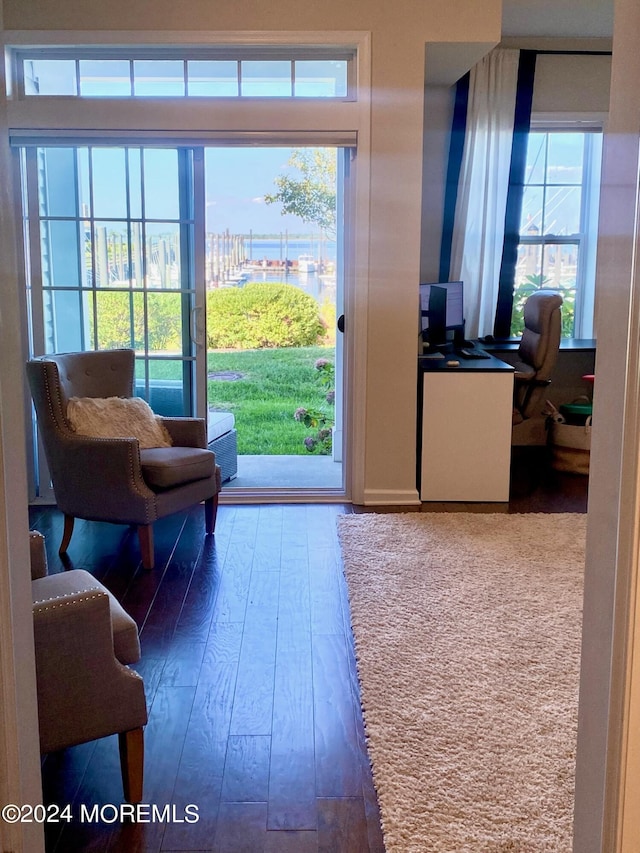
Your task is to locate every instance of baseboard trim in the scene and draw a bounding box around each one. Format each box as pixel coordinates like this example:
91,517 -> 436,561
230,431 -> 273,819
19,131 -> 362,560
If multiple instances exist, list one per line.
360,488 -> 421,506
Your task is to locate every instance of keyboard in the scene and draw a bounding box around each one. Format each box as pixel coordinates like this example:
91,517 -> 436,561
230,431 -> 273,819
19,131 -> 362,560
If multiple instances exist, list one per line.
457,348 -> 491,360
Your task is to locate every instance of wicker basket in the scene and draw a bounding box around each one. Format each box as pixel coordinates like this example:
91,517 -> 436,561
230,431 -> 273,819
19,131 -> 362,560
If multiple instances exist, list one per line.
549,418 -> 591,475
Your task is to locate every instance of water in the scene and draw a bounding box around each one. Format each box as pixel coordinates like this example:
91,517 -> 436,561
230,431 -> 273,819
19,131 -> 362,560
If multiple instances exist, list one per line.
243,237 -> 336,264
214,236 -> 337,304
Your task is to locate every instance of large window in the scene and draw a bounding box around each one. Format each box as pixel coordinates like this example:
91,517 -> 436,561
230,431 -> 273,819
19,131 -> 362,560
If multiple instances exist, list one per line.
511,128 -> 602,338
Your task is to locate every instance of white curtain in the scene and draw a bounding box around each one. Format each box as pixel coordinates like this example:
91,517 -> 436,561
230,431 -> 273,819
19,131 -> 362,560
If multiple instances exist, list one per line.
449,48 -> 520,338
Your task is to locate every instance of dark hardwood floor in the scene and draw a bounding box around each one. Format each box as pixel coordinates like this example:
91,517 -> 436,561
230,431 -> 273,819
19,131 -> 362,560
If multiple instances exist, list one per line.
30,450 -> 588,853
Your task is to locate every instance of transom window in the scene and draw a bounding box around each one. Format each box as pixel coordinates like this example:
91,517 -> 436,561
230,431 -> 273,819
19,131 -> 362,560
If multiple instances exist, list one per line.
15,48 -> 353,99
511,128 -> 602,338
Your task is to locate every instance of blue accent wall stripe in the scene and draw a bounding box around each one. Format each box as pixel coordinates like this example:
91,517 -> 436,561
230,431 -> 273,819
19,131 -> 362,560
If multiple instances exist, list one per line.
494,50 -> 537,337
438,72 -> 469,283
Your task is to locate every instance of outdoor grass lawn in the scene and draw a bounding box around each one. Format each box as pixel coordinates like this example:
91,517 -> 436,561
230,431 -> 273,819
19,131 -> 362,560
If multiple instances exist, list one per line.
207,345 -> 335,455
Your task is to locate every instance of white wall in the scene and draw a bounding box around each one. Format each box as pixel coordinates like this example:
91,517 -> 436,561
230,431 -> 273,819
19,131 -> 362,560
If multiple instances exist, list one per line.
420,85 -> 455,283
533,53 -> 611,115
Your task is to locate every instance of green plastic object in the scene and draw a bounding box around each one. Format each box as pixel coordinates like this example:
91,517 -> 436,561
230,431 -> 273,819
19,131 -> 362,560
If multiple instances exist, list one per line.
559,401 -> 593,422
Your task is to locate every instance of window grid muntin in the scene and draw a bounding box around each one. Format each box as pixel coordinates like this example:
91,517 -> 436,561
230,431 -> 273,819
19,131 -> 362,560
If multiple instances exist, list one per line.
16,47 -> 355,100
34,145 -> 196,360
512,129 -> 597,338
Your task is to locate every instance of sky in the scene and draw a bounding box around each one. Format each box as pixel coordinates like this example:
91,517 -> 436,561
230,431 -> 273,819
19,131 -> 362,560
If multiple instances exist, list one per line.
204,147 -> 320,234
72,145 -> 331,236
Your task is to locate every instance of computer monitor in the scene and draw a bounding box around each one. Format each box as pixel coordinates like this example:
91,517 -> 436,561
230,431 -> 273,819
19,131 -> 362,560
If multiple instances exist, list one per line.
419,280 -> 465,348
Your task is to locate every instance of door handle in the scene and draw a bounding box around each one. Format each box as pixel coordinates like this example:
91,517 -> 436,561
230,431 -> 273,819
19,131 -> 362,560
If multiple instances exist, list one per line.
337,314 -> 345,333
190,306 -> 204,347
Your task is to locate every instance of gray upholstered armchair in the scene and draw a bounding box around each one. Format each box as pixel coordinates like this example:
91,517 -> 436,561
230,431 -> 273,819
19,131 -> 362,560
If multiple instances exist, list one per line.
30,530 -> 147,803
26,348 -> 221,569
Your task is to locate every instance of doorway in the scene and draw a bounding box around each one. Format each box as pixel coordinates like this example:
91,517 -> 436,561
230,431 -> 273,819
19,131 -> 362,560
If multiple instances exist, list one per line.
202,146 -> 345,492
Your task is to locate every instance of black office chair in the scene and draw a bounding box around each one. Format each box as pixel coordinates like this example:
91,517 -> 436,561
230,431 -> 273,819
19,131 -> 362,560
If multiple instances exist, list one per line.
512,289 -> 563,424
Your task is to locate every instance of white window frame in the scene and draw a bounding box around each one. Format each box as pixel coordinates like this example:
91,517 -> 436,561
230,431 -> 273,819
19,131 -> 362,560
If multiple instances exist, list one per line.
11,45 -> 357,101
521,116 -> 604,340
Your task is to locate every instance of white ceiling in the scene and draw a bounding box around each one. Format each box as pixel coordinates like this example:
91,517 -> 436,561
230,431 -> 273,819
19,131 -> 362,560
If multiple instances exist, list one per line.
502,0 -> 613,39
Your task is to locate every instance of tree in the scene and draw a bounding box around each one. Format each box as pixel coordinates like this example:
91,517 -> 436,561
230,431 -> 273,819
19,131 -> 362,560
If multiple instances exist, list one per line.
264,149 -> 337,238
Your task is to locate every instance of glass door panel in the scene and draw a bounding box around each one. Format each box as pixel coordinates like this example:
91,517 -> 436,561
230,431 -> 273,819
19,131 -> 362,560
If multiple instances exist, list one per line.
203,146 -> 344,490
25,144 -> 199,499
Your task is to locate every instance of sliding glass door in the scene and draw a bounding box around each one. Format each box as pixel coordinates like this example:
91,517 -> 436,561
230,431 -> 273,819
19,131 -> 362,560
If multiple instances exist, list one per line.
22,140 -> 349,499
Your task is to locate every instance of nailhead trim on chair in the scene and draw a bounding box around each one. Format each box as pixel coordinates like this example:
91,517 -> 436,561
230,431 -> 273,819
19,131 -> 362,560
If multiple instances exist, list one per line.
32,584 -> 103,605
33,591 -> 106,611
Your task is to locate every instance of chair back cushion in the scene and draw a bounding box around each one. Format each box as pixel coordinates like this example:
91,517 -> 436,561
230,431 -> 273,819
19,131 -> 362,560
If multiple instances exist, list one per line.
43,349 -> 135,406
517,290 -> 563,377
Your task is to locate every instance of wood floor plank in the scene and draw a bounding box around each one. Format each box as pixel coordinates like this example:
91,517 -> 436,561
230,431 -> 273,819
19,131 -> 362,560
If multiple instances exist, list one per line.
131,655 -> 168,711
211,542 -> 253,624
221,735 -> 271,802
212,802 -> 268,852
161,734 -> 227,851
265,829 -> 318,852
159,641 -> 207,688
269,640 -> 316,831
251,505 -> 283,573
114,514 -> 189,632
309,547 -> 345,637
317,797 -> 371,853
344,632 -> 387,852
190,622 -> 244,741
313,634 -> 362,798
229,573 -> 278,736
278,567 -> 311,641
172,538 -> 223,645
137,515 -> 205,654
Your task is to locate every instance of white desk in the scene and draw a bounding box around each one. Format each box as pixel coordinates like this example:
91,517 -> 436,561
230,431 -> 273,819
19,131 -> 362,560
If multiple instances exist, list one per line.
418,352 -> 514,502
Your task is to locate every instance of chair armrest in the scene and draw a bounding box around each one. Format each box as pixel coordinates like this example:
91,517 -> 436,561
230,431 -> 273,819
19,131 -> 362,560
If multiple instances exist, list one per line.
32,589 -> 147,753
44,433 -> 156,524
159,417 -> 207,449
29,530 -> 48,580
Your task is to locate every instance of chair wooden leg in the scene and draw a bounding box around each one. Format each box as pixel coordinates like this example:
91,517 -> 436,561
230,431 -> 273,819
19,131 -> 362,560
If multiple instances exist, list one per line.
205,494 -> 218,534
59,514 -> 75,556
118,727 -> 144,804
137,524 -> 154,570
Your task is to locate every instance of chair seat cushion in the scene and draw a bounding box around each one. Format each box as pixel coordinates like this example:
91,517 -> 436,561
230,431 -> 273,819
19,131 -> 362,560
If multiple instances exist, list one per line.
140,446 -> 215,489
31,570 -> 140,665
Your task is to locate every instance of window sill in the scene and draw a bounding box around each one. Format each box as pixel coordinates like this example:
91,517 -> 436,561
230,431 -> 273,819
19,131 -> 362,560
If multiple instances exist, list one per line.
486,338 -> 596,353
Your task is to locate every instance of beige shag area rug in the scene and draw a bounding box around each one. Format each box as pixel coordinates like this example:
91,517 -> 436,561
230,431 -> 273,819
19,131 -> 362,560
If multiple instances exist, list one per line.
337,512 -> 586,853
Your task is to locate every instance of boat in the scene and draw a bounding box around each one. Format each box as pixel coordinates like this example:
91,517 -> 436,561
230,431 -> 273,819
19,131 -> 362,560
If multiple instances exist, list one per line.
298,254 -> 317,273
226,271 -> 249,285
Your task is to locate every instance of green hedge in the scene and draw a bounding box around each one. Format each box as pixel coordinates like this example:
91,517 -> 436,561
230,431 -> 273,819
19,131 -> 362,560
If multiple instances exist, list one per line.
207,282 -> 324,349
